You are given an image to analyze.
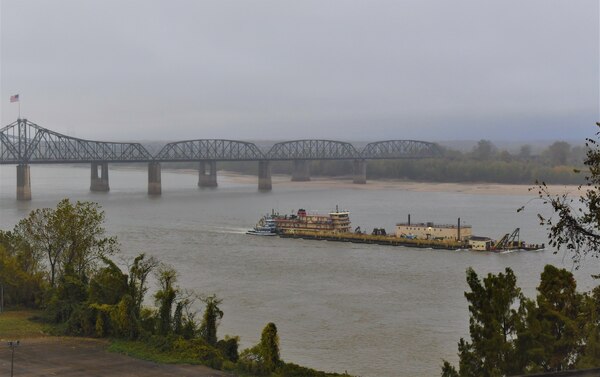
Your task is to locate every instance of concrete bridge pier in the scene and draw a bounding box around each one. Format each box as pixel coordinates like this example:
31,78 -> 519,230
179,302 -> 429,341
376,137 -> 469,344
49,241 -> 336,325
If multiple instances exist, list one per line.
353,159 -> 367,184
16,164 -> 32,201
148,162 -> 162,195
291,160 -> 311,181
198,161 -> 218,187
258,160 -> 272,191
90,162 -> 110,191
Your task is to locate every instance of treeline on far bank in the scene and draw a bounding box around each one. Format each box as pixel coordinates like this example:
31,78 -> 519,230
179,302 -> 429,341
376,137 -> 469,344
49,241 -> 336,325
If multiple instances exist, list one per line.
172,140 -> 586,185
0,199 -> 350,377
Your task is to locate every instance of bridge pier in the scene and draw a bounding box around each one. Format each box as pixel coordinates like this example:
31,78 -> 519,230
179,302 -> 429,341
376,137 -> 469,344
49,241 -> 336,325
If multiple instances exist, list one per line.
198,161 -> 218,187
16,164 -> 32,201
291,160 -> 311,181
353,159 -> 367,184
148,162 -> 162,195
90,162 -> 110,192
258,160 -> 272,191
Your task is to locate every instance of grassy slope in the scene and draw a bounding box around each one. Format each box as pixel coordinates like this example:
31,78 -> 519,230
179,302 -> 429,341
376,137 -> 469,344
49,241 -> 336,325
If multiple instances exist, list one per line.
109,339 -> 214,365
0,310 -> 51,339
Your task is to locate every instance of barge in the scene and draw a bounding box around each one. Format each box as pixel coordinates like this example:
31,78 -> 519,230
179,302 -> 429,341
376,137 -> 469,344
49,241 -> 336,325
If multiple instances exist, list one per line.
248,208 -> 544,251
279,229 -> 467,250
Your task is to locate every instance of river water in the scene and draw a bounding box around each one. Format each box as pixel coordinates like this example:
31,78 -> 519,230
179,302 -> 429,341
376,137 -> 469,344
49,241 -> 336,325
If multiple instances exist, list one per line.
0,165 -> 598,377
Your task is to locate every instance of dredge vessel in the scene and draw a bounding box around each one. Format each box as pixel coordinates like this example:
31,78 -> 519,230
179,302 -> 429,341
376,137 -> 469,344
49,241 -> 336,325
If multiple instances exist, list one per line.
248,208 -> 544,252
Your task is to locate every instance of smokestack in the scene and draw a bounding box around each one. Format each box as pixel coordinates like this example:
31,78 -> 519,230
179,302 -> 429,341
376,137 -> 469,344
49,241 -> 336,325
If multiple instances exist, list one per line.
408,214 -> 411,226
458,218 -> 461,241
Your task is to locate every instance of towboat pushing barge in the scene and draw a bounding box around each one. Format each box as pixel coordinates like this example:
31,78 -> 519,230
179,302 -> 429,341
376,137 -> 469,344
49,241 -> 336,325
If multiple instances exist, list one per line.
247,208 -> 545,251
246,207 -> 350,236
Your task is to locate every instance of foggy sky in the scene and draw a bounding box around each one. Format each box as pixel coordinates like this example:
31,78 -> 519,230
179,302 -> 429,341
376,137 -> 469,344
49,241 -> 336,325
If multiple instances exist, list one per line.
1,1 -> 598,142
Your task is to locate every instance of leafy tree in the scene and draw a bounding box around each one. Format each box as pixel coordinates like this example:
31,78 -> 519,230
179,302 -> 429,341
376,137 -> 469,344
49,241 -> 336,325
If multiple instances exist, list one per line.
498,150 -> 512,162
0,230 -> 44,278
544,141 -> 571,166
441,360 -> 459,377
0,244 -> 45,308
569,145 -> 588,166
578,283 -> 600,368
238,322 -> 282,375
199,294 -> 223,346
471,140 -> 496,161
173,301 -> 185,335
88,257 -> 128,305
128,253 -> 159,318
55,199 -> 117,280
13,199 -> 117,287
111,294 -> 138,339
516,265 -> 582,372
154,264 -> 178,335
46,263 -> 88,324
217,335 -> 240,362
169,291 -> 200,340
443,268 -> 524,376
528,124 -> 600,264
535,266 -> 581,371
13,207 -> 64,288
444,268 -> 600,376
259,322 -> 281,372
519,144 -> 533,160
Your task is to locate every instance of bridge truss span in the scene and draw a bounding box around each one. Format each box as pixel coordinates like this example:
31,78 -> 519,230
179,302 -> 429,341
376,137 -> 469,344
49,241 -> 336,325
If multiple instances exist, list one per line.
361,140 -> 442,159
0,118 -> 446,200
0,119 -> 152,164
154,139 -> 265,161
267,139 -> 360,160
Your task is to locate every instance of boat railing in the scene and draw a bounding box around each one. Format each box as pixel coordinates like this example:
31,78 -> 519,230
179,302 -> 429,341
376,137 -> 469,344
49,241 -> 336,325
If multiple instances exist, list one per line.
396,222 -> 472,229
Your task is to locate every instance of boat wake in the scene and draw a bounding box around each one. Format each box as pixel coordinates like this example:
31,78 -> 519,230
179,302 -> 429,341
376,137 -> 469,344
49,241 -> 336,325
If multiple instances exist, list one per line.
206,226 -> 249,235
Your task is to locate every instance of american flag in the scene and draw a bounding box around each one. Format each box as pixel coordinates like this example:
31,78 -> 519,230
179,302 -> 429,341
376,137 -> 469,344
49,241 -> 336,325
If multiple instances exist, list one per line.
10,94 -> 19,103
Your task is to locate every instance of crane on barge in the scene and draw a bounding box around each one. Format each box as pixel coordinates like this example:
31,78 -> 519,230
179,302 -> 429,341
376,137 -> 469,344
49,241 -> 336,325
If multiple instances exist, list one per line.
491,228 -> 544,251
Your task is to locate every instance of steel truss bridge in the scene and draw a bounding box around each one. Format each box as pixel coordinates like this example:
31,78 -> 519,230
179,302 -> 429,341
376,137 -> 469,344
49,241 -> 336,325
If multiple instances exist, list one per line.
1,119 -> 442,163
1,119 -> 443,199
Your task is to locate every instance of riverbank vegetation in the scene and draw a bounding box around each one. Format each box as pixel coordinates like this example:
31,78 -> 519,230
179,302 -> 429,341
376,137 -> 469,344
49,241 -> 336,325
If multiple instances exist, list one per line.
0,199 -> 350,377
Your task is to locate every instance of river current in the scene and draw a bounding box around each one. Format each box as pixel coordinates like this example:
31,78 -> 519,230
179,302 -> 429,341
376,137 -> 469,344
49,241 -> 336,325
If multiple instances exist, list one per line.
0,165 -> 598,377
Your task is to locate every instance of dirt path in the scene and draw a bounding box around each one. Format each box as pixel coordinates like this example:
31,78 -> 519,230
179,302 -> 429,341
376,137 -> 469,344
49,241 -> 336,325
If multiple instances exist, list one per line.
0,337 -> 233,377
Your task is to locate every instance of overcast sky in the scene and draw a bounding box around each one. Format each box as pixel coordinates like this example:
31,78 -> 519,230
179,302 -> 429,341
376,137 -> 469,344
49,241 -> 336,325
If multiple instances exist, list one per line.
1,1 -> 598,142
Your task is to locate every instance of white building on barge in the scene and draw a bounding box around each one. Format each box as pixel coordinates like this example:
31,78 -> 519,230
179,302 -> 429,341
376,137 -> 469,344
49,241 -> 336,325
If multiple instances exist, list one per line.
395,217 -> 472,241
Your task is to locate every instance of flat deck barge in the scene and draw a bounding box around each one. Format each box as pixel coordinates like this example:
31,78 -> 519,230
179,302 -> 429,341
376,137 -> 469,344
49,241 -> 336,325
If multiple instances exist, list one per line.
279,229 -> 468,250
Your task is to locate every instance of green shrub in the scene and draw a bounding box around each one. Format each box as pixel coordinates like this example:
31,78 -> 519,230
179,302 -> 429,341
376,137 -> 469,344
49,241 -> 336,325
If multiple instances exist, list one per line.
217,335 -> 239,362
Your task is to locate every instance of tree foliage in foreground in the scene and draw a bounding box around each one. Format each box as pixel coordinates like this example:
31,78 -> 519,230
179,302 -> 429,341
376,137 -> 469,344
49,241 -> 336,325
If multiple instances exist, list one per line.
11,198 -> 117,288
524,124 -> 600,264
442,265 -> 600,376
199,294 -> 223,346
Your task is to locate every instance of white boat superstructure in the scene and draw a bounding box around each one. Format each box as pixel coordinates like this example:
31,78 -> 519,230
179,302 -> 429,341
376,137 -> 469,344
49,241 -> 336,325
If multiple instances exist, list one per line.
246,217 -> 278,236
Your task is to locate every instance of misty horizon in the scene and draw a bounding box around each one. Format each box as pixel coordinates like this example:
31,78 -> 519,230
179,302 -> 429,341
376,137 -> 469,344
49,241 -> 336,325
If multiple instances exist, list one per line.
1,1 -> 598,142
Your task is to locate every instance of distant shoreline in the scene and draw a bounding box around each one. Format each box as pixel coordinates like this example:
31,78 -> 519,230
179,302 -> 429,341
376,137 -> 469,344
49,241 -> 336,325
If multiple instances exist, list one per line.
186,168 -> 580,196
58,164 -> 580,196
